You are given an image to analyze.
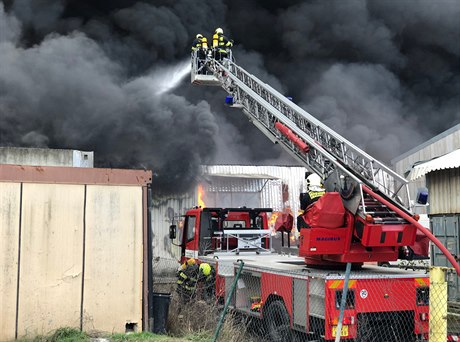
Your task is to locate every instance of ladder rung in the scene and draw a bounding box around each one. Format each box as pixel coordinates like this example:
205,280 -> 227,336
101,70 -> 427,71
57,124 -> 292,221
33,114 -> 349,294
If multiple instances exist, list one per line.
365,211 -> 397,215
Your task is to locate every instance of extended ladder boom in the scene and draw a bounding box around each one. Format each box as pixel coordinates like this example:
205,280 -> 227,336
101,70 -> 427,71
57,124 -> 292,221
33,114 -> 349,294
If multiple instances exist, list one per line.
191,52 -> 412,216
191,52 -> 460,274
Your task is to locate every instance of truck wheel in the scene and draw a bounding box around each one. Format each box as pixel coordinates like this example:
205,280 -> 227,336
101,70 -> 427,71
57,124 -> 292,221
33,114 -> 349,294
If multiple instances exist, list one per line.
264,300 -> 292,341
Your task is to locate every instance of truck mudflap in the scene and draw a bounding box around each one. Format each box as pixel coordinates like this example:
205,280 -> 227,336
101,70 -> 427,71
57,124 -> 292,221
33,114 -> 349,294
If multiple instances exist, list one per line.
325,277 -> 429,341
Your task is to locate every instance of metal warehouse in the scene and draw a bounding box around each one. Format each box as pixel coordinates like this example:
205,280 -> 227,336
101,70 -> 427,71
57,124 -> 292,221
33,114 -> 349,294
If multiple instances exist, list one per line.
151,164 -> 307,263
392,124 -> 460,300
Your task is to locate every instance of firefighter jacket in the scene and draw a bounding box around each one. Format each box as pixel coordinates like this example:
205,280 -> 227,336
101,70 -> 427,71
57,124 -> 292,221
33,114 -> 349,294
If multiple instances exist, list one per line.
177,264 -> 199,291
191,37 -> 202,52
212,33 -> 233,52
299,189 -> 326,211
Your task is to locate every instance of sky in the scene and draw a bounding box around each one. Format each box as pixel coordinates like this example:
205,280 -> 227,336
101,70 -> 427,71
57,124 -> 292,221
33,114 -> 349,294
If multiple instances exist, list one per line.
0,0 -> 459,194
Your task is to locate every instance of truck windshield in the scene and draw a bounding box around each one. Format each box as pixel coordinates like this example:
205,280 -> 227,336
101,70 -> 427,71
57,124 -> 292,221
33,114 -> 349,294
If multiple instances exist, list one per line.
186,216 -> 196,242
223,220 -> 246,228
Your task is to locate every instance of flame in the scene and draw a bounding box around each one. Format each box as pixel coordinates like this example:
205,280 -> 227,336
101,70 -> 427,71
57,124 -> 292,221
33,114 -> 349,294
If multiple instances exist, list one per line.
268,212 -> 280,235
268,212 -> 280,226
197,184 -> 206,208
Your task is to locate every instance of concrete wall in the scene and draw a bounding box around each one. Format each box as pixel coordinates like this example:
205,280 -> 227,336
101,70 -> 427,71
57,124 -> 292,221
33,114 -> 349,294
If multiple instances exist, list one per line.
0,165 -> 151,340
0,147 -> 94,168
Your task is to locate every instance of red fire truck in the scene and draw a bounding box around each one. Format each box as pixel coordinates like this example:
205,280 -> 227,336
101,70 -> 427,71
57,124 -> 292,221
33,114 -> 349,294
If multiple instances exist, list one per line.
172,206 -> 429,341
169,50 -> 459,341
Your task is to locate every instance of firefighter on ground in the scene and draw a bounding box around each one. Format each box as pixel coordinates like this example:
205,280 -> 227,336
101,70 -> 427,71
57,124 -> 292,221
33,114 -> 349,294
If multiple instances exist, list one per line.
212,27 -> 233,60
197,262 -> 216,300
176,258 -> 199,301
297,173 -> 326,230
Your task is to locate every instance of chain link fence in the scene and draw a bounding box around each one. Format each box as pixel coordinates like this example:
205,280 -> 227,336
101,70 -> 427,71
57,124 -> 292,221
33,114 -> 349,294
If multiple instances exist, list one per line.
152,256 -> 459,341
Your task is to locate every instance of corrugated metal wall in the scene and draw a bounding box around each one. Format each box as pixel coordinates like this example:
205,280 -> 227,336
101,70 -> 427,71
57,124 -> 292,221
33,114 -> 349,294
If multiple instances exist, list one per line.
427,169 -> 460,215
0,181 -> 144,340
431,214 -> 460,301
392,125 -> 460,213
151,165 -> 307,262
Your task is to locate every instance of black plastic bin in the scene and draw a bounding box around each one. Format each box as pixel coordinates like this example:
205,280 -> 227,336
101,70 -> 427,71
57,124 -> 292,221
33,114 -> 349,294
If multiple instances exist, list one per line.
152,292 -> 171,334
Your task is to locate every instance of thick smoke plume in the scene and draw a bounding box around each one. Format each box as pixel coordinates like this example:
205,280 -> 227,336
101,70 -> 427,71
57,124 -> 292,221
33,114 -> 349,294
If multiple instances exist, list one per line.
1,0 -> 459,194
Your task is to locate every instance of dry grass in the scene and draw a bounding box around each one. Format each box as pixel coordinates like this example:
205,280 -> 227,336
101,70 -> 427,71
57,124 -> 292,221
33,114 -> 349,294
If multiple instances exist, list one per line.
166,292 -> 262,342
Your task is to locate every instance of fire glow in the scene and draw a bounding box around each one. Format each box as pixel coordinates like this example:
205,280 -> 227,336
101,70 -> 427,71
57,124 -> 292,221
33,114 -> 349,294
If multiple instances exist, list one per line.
197,184 -> 206,208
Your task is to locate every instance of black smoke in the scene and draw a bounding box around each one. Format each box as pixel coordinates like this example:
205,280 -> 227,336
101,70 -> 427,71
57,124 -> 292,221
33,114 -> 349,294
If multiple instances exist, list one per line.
1,0 -> 459,193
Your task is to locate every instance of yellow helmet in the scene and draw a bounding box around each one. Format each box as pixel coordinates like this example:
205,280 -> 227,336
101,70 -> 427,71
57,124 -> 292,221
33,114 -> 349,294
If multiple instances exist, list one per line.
199,263 -> 212,276
187,258 -> 196,266
215,28 -> 223,35
196,33 -> 203,39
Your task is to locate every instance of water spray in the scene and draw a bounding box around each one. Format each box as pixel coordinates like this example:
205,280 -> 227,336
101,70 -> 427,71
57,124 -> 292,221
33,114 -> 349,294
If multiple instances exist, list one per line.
153,59 -> 191,95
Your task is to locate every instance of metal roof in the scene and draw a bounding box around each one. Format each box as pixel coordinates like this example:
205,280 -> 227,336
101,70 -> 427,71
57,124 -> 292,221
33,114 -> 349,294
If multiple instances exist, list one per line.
206,173 -> 279,179
391,124 -> 460,164
409,149 -> 460,180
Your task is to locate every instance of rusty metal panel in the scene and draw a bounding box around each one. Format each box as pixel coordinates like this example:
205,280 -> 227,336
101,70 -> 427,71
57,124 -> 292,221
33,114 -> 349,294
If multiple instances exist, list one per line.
0,164 -> 152,186
83,185 -> 143,333
17,183 -> 84,337
0,182 -> 21,341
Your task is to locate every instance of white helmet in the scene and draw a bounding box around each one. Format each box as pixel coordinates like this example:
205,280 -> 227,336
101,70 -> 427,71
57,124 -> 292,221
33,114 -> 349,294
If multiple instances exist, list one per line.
306,173 -> 323,191
215,28 -> 223,34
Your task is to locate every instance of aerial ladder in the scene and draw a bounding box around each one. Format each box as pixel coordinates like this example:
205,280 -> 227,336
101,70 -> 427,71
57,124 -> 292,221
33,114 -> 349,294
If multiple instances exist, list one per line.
191,51 -> 460,274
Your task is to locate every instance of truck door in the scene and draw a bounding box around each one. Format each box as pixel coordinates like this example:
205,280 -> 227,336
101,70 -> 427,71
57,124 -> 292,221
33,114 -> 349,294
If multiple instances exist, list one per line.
183,214 -> 198,259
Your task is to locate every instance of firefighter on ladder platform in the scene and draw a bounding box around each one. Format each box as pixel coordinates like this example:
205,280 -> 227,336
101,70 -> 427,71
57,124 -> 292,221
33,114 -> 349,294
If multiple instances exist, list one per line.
192,34 -> 209,74
212,28 -> 233,60
297,173 -> 326,230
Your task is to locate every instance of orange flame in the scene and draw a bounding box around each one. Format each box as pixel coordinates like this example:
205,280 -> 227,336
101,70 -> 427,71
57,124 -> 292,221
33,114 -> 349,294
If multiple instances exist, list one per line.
268,212 -> 280,235
197,184 -> 206,208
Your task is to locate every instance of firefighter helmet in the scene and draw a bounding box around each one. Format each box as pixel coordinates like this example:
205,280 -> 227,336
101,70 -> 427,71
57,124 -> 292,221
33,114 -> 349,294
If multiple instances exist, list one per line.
196,33 -> 203,39
306,173 -> 323,191
199,263 -> 212,276
187,258 -> 196,266
215,28 -> 223,34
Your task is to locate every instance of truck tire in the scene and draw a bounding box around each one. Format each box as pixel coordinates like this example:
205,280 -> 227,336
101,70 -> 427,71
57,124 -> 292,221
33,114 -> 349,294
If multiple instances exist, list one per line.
264,300 -> 292,341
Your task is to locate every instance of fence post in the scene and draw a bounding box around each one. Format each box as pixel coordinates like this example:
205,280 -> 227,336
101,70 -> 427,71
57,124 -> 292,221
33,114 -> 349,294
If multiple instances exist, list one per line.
429,266 -> 448,342
335,262 -> 352,342
212,260 -> 244,342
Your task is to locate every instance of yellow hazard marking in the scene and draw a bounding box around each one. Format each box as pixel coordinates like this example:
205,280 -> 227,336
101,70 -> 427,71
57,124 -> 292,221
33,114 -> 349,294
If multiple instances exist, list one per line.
415,278 -> 428,286
329,280 -> 342,289
328,279 -> 357,289
332,325 -> 349,337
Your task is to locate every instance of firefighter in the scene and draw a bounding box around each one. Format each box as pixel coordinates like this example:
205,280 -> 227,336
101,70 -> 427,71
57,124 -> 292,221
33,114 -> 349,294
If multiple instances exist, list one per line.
192,34 -> 209,74
198,262 -> 216,300
176,258 -> 199,301
212,28 -> 233,60
297,173 -> 326,230
191,33 -> 203,52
